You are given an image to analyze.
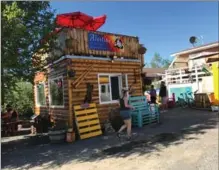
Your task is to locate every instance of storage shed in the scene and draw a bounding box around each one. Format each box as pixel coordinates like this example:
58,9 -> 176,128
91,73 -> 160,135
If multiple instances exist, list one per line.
33,28 -> 146,136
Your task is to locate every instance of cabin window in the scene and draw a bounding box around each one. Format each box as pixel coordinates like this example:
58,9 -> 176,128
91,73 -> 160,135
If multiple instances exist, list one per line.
98,74 -> 128,104
36,82 -> 46,106
49,77 -> 64,107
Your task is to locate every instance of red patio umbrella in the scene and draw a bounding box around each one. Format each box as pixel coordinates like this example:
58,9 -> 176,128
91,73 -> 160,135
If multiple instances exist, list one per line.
56,12 -> 93,28
84,15 -> 107,31
41,12 -> 107,44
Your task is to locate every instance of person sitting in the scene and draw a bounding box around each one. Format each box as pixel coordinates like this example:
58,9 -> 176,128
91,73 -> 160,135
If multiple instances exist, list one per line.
8,109 -> 19,122
4,105 -> 19,135
5,105 -> 19,121
1,111 -> 11,122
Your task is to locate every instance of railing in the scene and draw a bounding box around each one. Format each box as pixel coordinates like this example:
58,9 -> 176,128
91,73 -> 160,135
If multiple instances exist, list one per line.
165,65 -> 212,85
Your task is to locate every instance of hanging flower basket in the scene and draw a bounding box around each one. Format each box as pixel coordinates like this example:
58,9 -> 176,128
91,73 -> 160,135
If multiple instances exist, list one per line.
67,69 -> 76,78
141,73 -> 145,77
138,45 -> 147,54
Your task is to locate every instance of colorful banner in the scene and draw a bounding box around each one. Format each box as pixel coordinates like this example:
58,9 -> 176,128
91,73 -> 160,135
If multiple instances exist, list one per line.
88,32 -> 125,52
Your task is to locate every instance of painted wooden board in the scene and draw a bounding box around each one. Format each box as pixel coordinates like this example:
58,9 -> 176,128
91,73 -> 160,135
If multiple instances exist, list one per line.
74,103 -> 102,140
212,62 -> 219,100
169,86 -> 192,102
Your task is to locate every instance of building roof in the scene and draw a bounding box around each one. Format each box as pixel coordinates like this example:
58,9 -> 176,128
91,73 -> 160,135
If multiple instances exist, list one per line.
190,52 -> 219,60
206,54 -> 219,63
170,41 -> 219,57
143,68 -> 166,77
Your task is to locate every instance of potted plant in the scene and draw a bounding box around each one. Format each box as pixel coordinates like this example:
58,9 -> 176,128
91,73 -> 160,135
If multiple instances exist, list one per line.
48,120 -> 66,144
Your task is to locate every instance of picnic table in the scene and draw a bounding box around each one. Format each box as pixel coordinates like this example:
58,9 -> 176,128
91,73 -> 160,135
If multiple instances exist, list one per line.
1,120 -> 23,136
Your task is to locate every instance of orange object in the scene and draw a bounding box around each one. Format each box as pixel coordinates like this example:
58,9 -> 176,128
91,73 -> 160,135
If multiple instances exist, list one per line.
208,93 -> 219,106
66,132 -> 75,143
208,93 -> 215,103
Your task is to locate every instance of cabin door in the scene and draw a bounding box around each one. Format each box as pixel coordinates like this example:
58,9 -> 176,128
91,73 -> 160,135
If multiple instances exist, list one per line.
110,76 -> 120,100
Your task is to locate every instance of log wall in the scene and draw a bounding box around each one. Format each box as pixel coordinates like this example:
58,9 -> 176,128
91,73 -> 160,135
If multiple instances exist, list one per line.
69,58 -> 143,124
47,61 -> 69,122
34,61 -> 69,122
34,72 -> 48,116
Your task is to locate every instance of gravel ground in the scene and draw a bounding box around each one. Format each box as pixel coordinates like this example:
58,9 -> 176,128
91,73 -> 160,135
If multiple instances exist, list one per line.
1,108 -> 218,170
55,127 -> 219,170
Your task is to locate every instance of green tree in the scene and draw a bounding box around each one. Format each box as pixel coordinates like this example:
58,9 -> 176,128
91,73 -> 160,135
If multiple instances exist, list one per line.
1,1 -> 56,105
146,53 -> 171,68
5,81 -> 34,117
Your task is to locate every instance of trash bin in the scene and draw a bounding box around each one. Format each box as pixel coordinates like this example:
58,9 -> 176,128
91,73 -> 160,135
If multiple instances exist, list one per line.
30,114 -> 51,134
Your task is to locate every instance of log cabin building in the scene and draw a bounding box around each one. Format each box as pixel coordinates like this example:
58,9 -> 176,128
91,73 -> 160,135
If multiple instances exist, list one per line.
33,28 -> 146,131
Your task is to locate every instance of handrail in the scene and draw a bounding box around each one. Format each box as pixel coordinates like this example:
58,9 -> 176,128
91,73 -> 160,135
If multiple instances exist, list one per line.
166,65 -> 203,73
164,65 -> 212,85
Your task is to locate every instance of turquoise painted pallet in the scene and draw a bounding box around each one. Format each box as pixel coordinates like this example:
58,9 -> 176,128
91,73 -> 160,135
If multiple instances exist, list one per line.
129,96 -> 160,127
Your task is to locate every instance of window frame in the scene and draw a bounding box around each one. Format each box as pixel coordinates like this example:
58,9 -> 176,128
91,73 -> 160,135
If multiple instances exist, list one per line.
48,76 -> 65,108
35,82 -> 46,107
98,73 -> 128,104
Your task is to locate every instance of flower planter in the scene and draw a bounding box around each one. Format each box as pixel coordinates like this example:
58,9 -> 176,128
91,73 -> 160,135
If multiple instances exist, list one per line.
48,130 -> 66,144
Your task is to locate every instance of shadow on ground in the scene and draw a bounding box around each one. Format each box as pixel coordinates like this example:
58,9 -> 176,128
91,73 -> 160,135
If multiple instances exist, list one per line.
1,108 -> 218,169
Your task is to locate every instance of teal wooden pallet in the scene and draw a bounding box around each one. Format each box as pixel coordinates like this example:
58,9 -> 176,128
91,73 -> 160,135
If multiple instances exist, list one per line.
132,114 -> 159,127
129,96 -> 160,127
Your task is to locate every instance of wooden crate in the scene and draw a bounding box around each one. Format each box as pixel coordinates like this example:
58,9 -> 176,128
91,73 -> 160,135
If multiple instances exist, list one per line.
194,93 -> 211,108
74,103 -> 102,139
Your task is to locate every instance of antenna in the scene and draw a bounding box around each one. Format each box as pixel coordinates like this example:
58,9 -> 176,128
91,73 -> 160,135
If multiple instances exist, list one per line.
189,35 -> 204,47
199,35 -> 204,45
189,36 -> 197,47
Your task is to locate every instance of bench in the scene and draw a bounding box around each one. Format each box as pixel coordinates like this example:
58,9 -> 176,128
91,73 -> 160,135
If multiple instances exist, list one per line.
129,96 -> 160,127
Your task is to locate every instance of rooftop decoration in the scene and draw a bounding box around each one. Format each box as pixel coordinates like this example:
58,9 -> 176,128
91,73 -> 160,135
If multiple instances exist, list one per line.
41,12 -> 106,45
55,11 -> 106,31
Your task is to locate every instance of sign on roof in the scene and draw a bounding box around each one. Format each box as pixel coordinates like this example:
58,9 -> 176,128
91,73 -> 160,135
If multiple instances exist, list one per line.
88,32 -> 125,52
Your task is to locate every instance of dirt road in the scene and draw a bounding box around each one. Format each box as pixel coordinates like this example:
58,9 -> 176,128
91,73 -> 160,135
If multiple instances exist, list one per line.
2,108 -> 218,170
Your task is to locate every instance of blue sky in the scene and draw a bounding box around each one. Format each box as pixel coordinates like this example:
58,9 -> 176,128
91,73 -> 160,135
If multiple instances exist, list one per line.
51,2 -> 218,63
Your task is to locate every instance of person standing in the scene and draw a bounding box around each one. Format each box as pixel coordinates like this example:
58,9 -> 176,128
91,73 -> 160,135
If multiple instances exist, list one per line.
117,89 -> 134,140
159,81 -> 168,112
150,85 -> 157,104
